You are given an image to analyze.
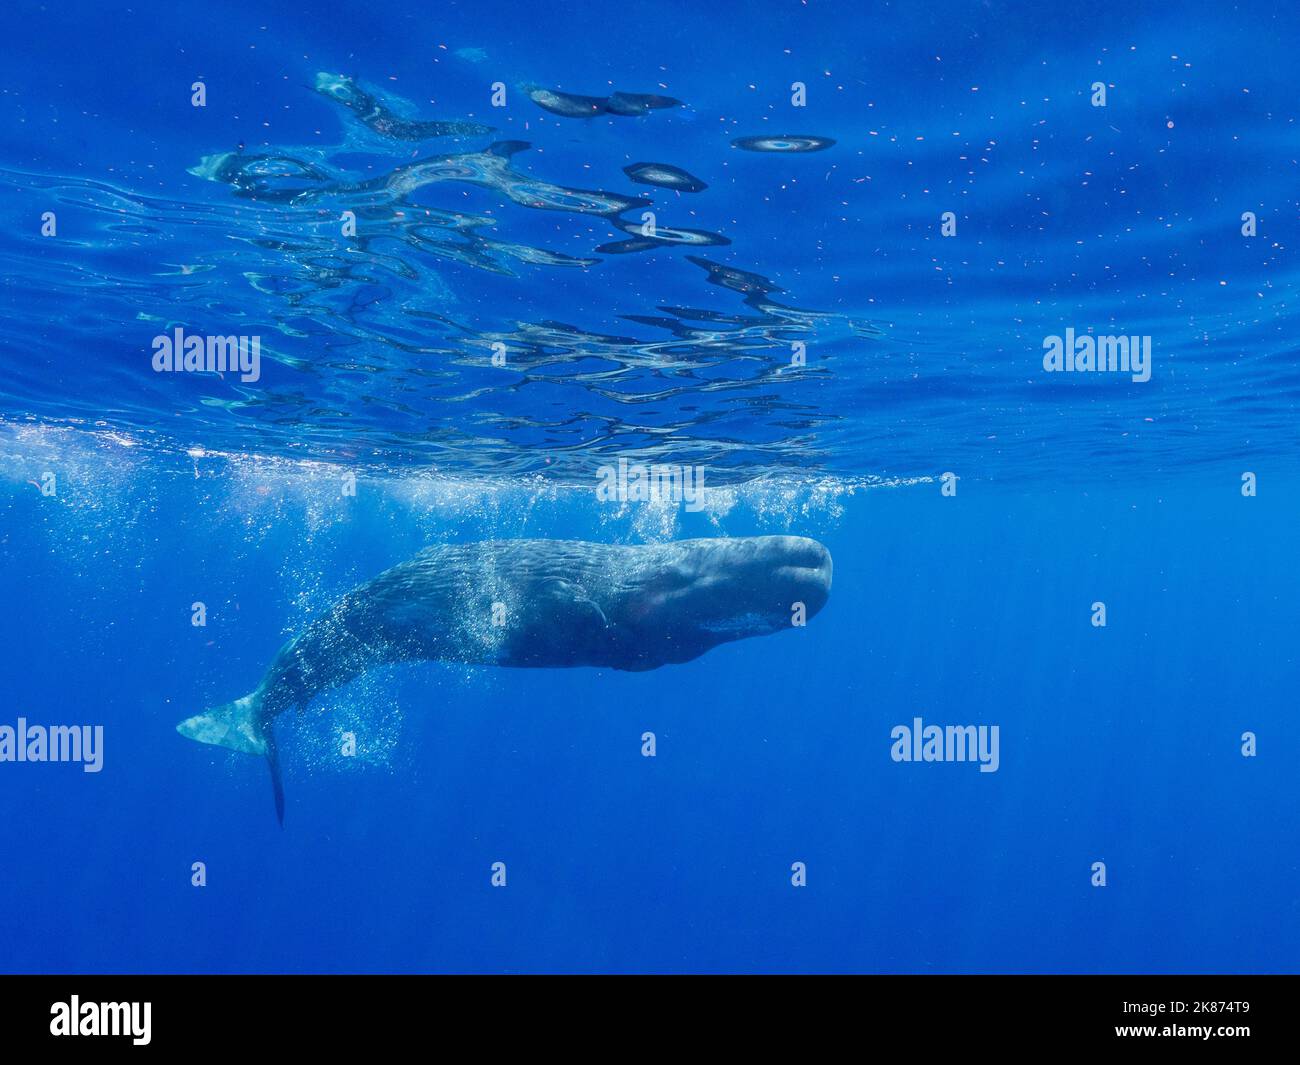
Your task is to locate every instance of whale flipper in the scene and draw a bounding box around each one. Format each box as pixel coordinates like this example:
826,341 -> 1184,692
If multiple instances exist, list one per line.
538,577 -> 609,627
177,687 -> 284,825
265,731 -> 285,826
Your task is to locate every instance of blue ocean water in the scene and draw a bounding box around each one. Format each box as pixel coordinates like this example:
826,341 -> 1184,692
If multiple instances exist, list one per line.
0,0 -> 1296,973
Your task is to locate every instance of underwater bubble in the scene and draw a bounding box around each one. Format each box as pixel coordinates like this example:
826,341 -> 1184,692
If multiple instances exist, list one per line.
623,162 -> 707,193
731,134 -> 836,153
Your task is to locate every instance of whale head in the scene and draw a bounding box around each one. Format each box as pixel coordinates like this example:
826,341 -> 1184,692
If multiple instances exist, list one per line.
609,535 -> 832,668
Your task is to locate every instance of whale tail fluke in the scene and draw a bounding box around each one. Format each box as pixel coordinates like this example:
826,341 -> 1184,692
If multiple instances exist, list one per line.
177,687 -> 285,826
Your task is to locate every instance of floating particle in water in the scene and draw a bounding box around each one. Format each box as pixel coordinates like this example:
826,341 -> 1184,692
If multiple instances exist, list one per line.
731,134 -> 836,153
623,162 -> 708,193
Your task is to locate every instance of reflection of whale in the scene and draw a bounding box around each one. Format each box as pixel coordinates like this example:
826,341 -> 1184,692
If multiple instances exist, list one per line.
732,134 -> 836,153
193,139 -> 651,218
178,536 -> 832,821
623,162 -> 708,193
313,72 -> 492,140
597,216 -> 730,254
527,86 -> 683,118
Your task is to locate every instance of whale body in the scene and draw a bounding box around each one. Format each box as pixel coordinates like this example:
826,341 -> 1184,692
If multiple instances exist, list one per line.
177,536 -> 832,821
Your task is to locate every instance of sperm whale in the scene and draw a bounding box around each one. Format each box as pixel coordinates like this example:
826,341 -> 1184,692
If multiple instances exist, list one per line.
177,536 -> 832,821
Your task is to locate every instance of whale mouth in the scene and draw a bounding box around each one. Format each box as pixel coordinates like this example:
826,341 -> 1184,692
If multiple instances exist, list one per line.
764,535 -> 833,605
698,610 -> 781,637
